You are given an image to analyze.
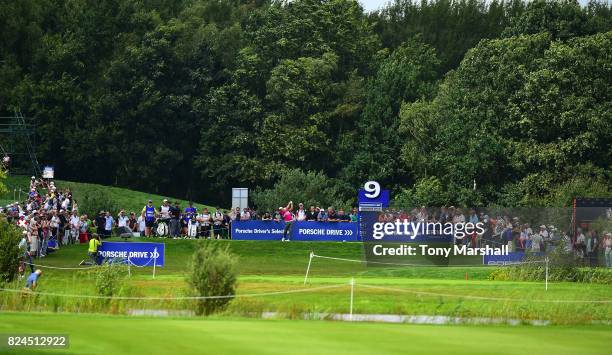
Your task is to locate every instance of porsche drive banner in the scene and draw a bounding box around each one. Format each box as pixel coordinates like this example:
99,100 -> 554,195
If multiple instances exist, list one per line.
231,221 -> 359,241
97,242 -> 165,267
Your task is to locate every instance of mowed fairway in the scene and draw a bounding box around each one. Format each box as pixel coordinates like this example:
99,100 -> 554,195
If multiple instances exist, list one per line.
1,313 -> 611,355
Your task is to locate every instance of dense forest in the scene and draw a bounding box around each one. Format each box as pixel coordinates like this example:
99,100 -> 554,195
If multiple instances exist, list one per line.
0,0 -> 610,208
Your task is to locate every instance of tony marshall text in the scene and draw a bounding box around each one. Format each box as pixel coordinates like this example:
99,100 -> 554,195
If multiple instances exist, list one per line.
371,244 -> 509,257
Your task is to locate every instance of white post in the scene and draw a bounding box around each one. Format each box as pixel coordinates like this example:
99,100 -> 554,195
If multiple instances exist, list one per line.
303,251 -> 314,285
127,256 -> 131,277
545,257 -> 549,291
153,247 -> 157,279
349,277 -> 354,322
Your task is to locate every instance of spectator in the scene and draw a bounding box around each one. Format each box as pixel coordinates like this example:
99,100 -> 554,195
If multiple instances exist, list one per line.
137,212 -> 146,236
240,207 -> 251,221
19,231 -> 33,275
576,228 -> 586,260
452,208 -> 465,224
317,207 -> 328,222
198,208 -> 212,239
170,202 -> 181,238
249,207 -> 258,220
128,212 -> 138,234
531,230 -> 543,253
58,209 -> 68,246
213,208 -> 224,239
104,211 -> 114,238
117,210 -> 131,235
538,225 -> 549,252
78,215 -> 89,243
306,206 -> 317,221
159,199 -> 171,219
604,232 -> 612,267
24,269 -> 42,290
69,210 -> 80,244
50,210 -> 59,247
337,208 -> 351,222
39,214 -> 49,257
28,224 -> 38,259
273,209 -> 282,222
94,211 -> 106,239
230,207 -> 239,221
261,212 -> 272,221
518,224 -> 528,251
327,207 -> 338,222
586,230 -> 599,267
222,210 -> 231,239
296,203 -> 307,221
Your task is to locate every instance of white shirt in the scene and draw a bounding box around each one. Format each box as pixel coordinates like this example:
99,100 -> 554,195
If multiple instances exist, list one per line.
160,205 -> 170,218
118,215 -> 129,228
296,209 -> 307,221
137,216 -> 145,231
70,215 -> 80,229
197,213 -> 210,225
50,216 -> 59,228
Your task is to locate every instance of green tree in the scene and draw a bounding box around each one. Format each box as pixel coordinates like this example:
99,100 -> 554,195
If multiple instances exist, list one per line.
400,31 -> 612,206
188,241 -> 238,316
251,168 -> 351,213
503,0 -> 612,40
0,219 -> 21,284
342,39 -> 440,190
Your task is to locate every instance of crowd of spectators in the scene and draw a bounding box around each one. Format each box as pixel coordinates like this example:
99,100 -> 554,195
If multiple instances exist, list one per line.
376,206 -> 612,267
3,177 -> 610,268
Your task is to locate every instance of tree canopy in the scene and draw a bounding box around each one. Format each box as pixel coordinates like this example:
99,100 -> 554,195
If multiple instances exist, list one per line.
0,0 -> 610,207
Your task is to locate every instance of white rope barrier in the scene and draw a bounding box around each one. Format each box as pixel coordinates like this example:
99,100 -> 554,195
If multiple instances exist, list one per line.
23,262 -> 97,270
0,283 -> 347,301
357,284 -> 612,304
311,253 -> 546,268
127,257 -> 156,268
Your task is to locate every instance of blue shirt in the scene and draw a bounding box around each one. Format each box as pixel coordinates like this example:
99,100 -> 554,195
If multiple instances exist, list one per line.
105,216 -> 114,230
26,272 -> 39,288
184,207 -> 196,222
145,206 -> 156,221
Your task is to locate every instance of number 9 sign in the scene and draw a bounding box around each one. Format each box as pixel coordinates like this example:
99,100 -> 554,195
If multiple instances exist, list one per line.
364,181 -> 380,199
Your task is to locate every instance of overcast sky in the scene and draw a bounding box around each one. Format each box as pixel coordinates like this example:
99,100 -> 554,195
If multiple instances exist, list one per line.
359,0 -> 604,12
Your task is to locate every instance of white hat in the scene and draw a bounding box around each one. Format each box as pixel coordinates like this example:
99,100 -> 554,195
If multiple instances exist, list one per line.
540,225 -> 546,229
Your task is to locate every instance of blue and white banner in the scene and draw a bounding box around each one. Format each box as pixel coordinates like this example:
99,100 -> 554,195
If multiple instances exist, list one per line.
292,222 -> 358,241
232,221 -> 285,240
231,221 -> 359,241
98,242 -> 165,267
483,251 -> 525,265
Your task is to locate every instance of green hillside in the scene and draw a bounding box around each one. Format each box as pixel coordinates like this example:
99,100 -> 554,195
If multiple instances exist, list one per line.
0,175 -> 217,213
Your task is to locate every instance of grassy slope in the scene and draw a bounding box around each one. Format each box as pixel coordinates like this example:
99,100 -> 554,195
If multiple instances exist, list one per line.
1,313 -> 611,355
0,175 -> 216,212
2,239 -> 611,324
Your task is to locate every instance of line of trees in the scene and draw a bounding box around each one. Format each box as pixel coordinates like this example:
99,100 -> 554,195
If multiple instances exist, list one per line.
0,0 -> 610,207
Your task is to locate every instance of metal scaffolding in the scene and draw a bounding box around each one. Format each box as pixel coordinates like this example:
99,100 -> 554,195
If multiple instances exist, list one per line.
0,109 -> 41,176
